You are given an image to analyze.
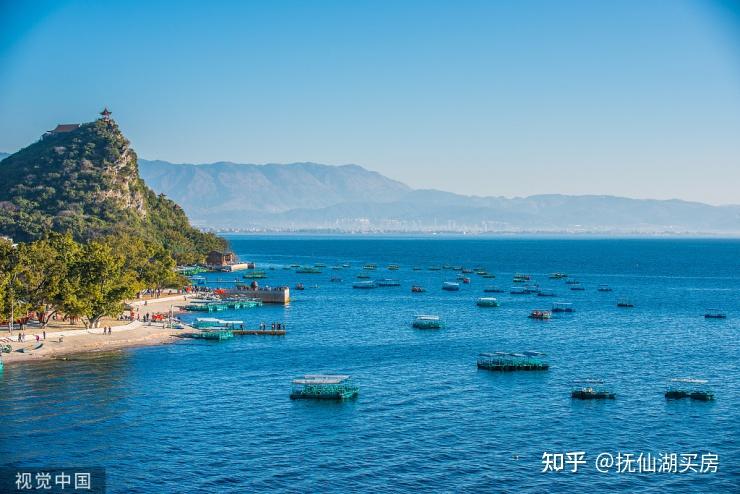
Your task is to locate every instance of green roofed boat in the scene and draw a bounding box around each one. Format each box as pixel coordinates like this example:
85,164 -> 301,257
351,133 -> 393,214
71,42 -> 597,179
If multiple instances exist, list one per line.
290,375 -> 358,400
476,297 -> 500,307
412,315 -> 443,329
477,351 -> 549,371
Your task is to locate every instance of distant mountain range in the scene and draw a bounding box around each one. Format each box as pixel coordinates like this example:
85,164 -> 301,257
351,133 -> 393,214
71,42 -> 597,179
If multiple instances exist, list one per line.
137,159 -> 740,234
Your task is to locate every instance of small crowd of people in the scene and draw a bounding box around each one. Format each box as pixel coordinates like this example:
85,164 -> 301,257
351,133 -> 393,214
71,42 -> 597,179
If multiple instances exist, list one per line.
101,326 -> 114,335
259,322 -> 286,331
15,331 -> 46,342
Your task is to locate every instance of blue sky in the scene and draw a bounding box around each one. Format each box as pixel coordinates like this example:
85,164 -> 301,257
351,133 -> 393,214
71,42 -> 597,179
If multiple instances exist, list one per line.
1,0 -> 739,204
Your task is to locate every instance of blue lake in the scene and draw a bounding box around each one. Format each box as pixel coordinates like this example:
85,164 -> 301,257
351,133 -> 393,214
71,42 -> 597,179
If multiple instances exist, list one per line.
1,236 -> 739,492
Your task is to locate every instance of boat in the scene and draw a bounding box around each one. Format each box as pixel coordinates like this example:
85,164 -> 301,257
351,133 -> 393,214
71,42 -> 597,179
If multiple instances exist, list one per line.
481,274 -> 497,279
462,277 -> 471,284
294,283 -> 305,290
512,274 -> 529,283
331,266 -> 342,270
476,297 -> 500,307
179,330 -> 234,341
411,285 -> 426,293
549,272 -> 568,279
352,281 -> 376,289
462,268 -> 474,274
296,266 -> 322,274
551,302 -> 575,313
428,266 -> 442,271
412,266 -> 422,271
597,284 -> 613,292
242,271 -> 267,279
571,380 -> 615,400
412,315 -> 443,329
565,280 -> 580,285
363,264 -> 377,270
528,309 -> 551,320
356,274 -> 371,279
665,378 -> 715,401
376,279 -> 401,287
617,299 -> 634,308
477,351 -> 549,371
510,287 -> 528,295
483,286 -> 504,293
387,264 -> 400,271
290,375 -> 358,400
442,282 -> 460,291
330,277 -> 342,283
342,263 -> 350,268
537,289 -> 556,297
570,285 -> 585,291
704,309 -> 726,319
314,263 -> 327,268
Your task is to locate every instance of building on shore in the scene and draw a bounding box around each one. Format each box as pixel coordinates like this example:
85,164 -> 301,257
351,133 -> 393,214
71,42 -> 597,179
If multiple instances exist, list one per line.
206,250 -> 254,272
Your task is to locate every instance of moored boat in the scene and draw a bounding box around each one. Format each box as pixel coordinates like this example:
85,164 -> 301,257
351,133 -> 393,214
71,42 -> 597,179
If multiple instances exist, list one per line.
597,284 -> 613,292
442,282 -> 460,291
483,286 -> 504,293
528,309 -> 551,320
551,302 -> 575,313
411,285 -> 426,293
665,378 -> 714,401
477,351 -> 549,371
294,283 -> 305,290
704,309 -> 726,319
571,380 -> 615,400
537,289 -> 556,297
412,315 -> 443,329
353,281 -> 376,289
296,266 -> 322,274
476,297 -> 500,307
376,279 -> 401,287
290,375 -> 358,400
617,299 -> 634,308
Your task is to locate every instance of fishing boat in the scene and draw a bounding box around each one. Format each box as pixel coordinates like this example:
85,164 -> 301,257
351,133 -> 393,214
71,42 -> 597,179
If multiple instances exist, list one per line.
412,315 -> 443,329
549,272 -> 568,279
476,297 -> 500,307
179,330 -> 234,341
665,378 -> 715,401
428,266 -> 442,271
442,282 -> 460,291
387,264 -> 400,271
412,266 -> 422,271
296,266 -> 322,274
571,380 -> 615,400
462,268 -> 474,274
352,281 -> 376,289
551,302 -> 575,313
483,286 -> 504,293
363,263 -> 377,270
510,287 -> 528,295
570,285 -> 585,291
481,274 -> 497,279
537,289 -> 556,297
565,280 -> 580,285
376,279 -> 401,287
314,263 -> 327,268
617,299 -> 634,308
528,309 -> 551,320
411,285 -> 426,293
704,309 -> 726,319
477,351 -> 549,371
462,277 -> 471,284
512,274 -> 530,283
597,284 -> 613,292
342,263 -> 350,268
294,283 -> 305,290
356,274 -> 371,279
290,375 -> 358,400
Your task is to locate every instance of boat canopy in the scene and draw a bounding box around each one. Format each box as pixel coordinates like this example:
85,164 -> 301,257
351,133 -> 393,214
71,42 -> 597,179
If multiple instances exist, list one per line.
415,315 -> 440,320
292,374 -> 351,385
670,378 -> 708,384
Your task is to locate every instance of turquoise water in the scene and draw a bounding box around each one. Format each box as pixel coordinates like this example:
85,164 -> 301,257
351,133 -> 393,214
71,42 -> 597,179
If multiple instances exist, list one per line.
1,236 -> 739,492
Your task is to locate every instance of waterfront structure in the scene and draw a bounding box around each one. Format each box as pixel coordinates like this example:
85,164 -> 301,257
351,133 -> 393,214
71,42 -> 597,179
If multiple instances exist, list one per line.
665,378 -> 714,401
290,375 -> 359,400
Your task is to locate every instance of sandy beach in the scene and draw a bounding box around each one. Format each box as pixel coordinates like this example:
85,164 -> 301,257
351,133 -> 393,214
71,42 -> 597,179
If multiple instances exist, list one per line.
1,294 -> 193,365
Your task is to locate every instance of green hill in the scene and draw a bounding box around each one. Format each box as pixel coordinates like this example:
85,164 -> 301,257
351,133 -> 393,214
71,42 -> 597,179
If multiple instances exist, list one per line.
0,117 -> 225,262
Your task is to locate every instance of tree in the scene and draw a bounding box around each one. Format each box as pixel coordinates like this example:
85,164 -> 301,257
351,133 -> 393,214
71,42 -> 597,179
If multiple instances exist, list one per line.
13,233 -> 80,327
63,239 -> 142,328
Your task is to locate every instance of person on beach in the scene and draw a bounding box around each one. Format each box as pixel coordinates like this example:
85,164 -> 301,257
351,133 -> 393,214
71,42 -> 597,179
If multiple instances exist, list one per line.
35,334 -> 39,342
43,330 -> 46,340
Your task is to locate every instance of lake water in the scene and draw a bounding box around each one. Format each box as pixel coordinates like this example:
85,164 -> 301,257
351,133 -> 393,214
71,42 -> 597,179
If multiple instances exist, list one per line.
1,236 -> 739,492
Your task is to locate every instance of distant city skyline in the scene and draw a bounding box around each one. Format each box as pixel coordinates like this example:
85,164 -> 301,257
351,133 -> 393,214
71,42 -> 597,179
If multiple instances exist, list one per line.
1,0 -> 739,205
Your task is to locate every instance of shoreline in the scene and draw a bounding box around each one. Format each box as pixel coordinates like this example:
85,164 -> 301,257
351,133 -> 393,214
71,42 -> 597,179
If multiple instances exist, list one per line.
1,294 -> 192,366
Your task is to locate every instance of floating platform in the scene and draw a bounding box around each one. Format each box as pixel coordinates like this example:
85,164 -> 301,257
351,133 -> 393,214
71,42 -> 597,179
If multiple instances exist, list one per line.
232,329 -> 286,336
665,378 -> 714,401
476,297 -> 500,307
571,380 -> 615,400
704,309 -> 726,319
552,302 -> 575,313
290,375 -> 358,400
477,351 -> 549,371
177,330 -> 234,341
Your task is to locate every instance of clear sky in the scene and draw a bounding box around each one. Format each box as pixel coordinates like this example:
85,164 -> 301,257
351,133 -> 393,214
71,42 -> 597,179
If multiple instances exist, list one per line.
1,0 -> 739,205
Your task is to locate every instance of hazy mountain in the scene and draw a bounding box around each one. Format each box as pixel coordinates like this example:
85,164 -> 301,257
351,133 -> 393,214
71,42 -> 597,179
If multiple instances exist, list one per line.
0,152 -> 9,161
138,160 -> 740,234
